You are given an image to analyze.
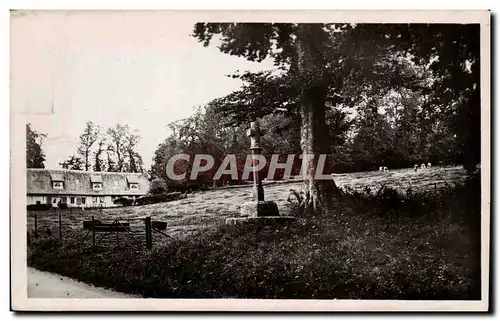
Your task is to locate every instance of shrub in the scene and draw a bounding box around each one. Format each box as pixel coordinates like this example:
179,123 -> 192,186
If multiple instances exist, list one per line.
134,197 -> 149,206
167,179 -> 210,193
136,192 -> 184,206
27,203 -> 52,211
113,197 -> 134,207
149,179 -> 168,195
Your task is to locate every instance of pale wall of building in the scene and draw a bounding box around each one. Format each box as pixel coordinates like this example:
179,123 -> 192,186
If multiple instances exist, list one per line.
27,194 -> 138,208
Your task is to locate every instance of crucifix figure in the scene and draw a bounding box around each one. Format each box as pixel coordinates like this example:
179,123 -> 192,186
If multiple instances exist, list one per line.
247,120 -> 264,201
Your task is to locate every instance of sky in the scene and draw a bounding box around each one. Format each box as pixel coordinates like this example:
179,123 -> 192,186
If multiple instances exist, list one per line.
11,11 -> 274,170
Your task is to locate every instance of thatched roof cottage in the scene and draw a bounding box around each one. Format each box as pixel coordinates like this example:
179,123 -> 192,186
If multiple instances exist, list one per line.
27,169 -> 150,208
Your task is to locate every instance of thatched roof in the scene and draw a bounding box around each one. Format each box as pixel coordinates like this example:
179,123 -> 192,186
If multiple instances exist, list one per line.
90,174 -> 103,183
126,175 -> 140,184
50,173 -> 64,181
27,169 -> 150,196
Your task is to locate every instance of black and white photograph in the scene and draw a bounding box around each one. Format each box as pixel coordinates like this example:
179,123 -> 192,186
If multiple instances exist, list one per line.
10,9 -> 490,312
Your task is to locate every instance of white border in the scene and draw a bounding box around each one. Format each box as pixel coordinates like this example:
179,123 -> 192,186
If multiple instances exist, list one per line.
9,9 -> 491,312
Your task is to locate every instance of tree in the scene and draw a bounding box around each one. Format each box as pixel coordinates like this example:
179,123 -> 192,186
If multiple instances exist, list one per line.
106,149 -> 117,172
59,155 -> 84,170
26,123 -> 46,168
355,24 -> 480,173
107,124 -> 128,172
93,138 -> 106,172
351,101 -> 396,170
192,24 -> 333,211
149,104 -> 304,189
192,23 -> 406,211
77,121 -> 100,171
148,178 -> 168,195
193,23 -> 481,211
106,124 -> 144,173
124,128 -> 144,173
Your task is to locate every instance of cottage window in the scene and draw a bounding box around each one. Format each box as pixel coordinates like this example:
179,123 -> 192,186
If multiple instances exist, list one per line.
70,197 -> 75,204
52,181 -> 64,190
93,196 -> 98,203
92,182 -> 103,191
82,197 -> 86,205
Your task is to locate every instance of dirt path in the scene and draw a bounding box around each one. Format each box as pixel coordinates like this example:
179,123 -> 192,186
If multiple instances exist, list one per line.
27,267 -> 140,298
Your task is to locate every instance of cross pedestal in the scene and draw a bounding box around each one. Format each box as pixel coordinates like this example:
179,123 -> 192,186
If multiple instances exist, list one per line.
247,121 -> 265,202
225,120 -> 295,225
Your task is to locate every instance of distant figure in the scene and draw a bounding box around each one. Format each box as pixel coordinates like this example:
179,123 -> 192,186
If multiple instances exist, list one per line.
414,164 -> 419,172
427,162 -> 432,168
81,203 -> 85,212
379,166 -> 383,171
421,163 -> 426,169
384,166 -> 389,172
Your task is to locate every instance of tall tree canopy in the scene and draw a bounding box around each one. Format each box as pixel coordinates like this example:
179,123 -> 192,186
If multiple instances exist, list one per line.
192,23 -> 481,211
59,155 -> 84,170
77,121 -> 100,171
60,122 -> 144,173
193,23 -> 417,211
149,104 -> 303,189
354,23 -> 480,173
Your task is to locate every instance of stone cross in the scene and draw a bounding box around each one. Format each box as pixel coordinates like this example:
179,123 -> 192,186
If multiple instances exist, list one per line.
247,120 -> 264,201
246,121 -> 262,150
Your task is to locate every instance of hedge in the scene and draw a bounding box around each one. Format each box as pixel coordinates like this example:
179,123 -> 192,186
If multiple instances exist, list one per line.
27,204 -> 53,211
135,192 -> 184,206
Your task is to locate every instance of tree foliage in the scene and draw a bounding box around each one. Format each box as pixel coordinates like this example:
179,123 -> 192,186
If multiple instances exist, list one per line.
61,122 -> 144,173
77,121 -> 100,171
59,155 -> 84,170
26,123 -> 46,168
149,104 -> 306,190
148,178 -> 168,195
353,23 -> 481,172
193,23 -> 480,176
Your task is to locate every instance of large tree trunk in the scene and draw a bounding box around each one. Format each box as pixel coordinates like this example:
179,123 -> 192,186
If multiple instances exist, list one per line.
296,24 -> 339,213
299,85 -> 339,212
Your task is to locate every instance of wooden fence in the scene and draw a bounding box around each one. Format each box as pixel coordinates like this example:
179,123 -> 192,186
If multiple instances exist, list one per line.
28,211 -> 170,250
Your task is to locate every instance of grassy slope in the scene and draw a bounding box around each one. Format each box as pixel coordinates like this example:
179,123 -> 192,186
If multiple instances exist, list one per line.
28,166 -> 467,239
27,167 -> 480,300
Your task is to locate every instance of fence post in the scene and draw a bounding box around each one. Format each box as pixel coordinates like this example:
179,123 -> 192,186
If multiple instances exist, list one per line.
34,212 -> 38,237
58,212 -> 62,242
434,183 -> 437,196
91,215 -> 96,248
145,217 -> 152,250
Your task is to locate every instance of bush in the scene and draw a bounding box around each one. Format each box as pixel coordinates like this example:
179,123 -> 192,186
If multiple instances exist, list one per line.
113,197 -> 134,207
167,180 -> 210,193
135,192 -> 184,206
27,203 -> 52,211
148,179 -> 168,195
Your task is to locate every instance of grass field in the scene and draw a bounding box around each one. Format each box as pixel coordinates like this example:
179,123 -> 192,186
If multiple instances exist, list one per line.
28,166 -> 468,240
27,165 -> 480,299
